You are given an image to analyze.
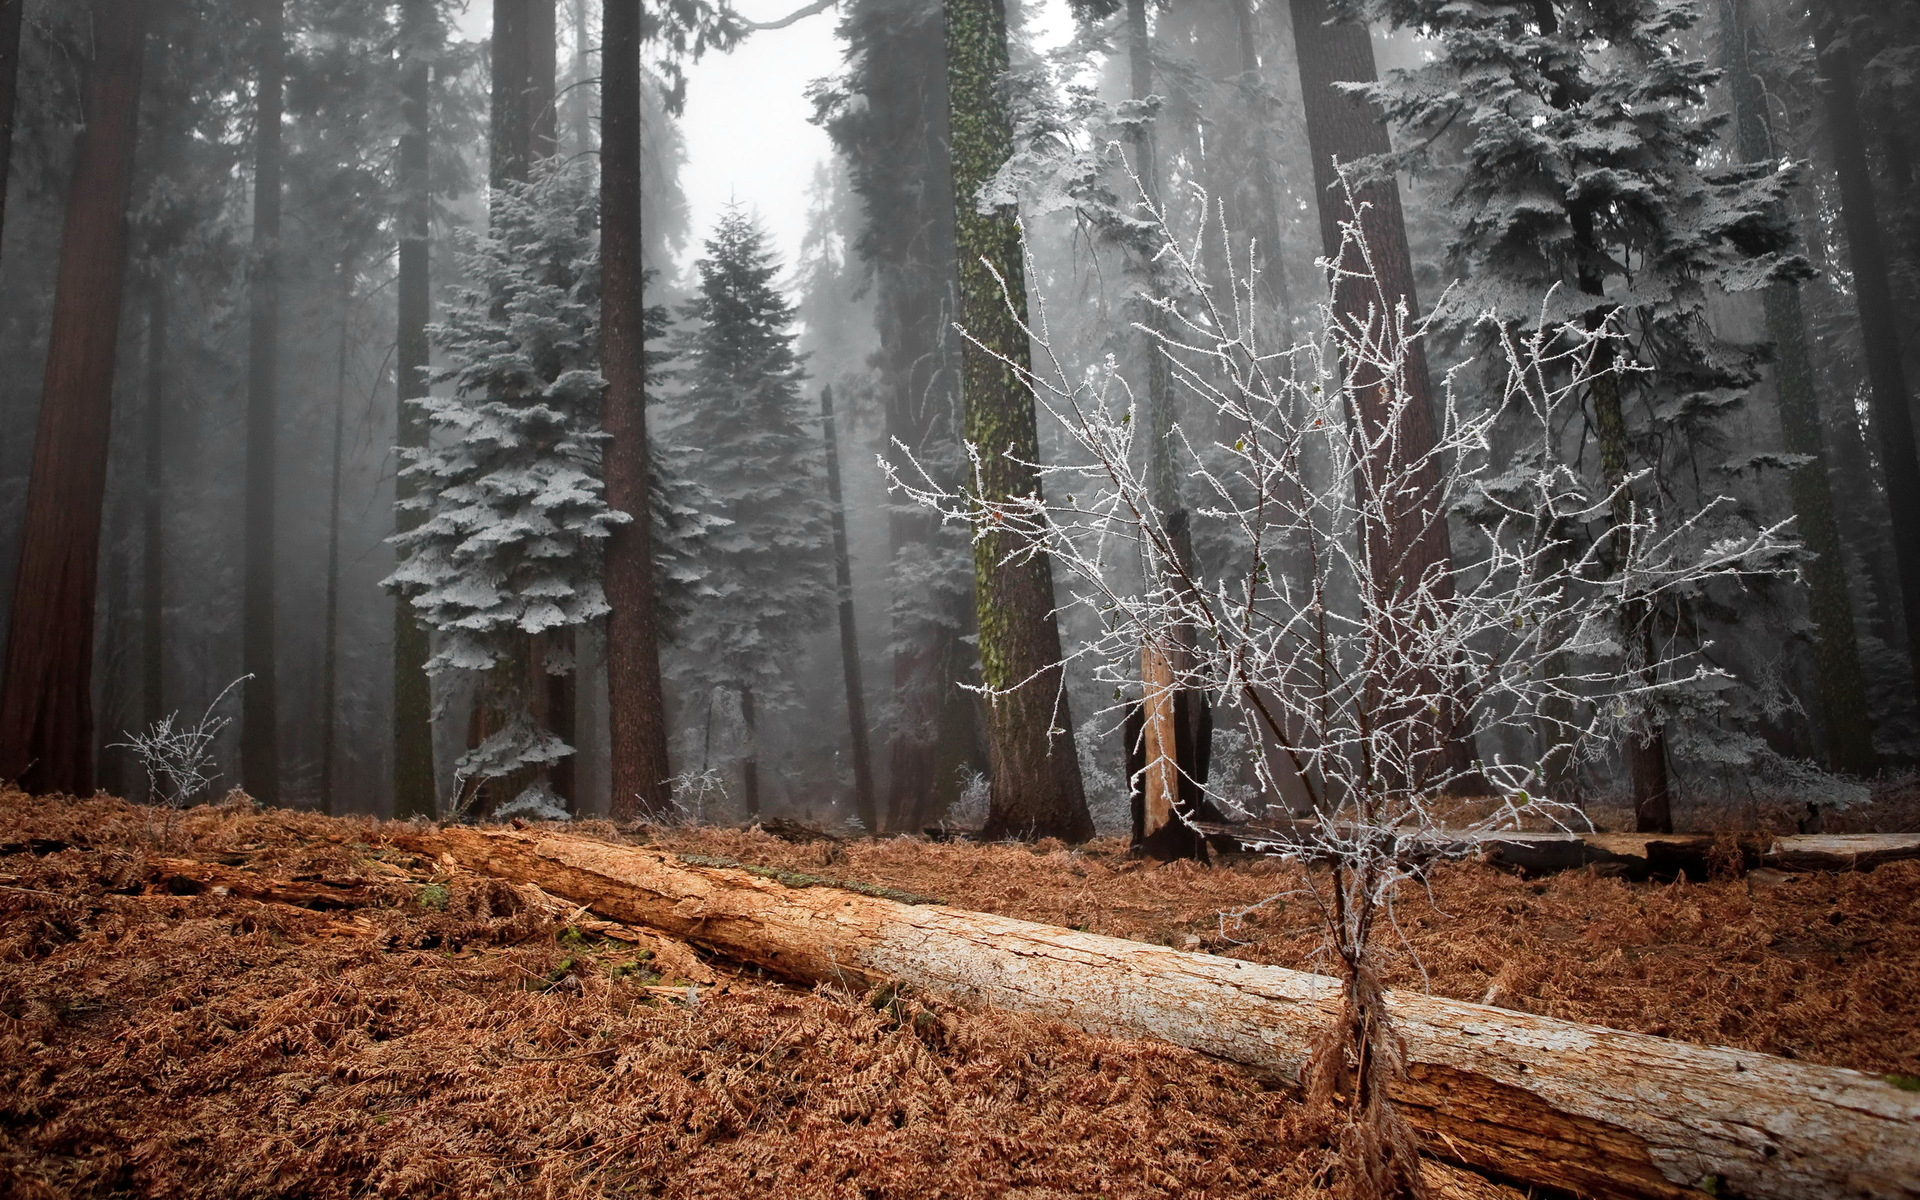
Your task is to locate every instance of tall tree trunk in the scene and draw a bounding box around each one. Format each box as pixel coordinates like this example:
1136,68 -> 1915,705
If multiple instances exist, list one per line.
141,282 -> 166,754
393,0 -> 437,818
492,0 -> 530,186
528,0 -> 558,162
321,261 -> 352,818
241,0 -> 285,806
0,0 -> 25,265
0,0 -> 150,796
1287,0 -> 1482,797
1590,360 -> 1673,833
1126,0 -> 1212,861
1726,0 -> 1875,776
821,385 -> 878,832
603,0 -> 674,818
943,0 -> 1092,841
1811,10 -> 1920,702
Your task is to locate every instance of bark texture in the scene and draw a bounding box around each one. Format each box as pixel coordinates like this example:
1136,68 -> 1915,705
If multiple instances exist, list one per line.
1812,10 -> 1920,701
943,0 -> 1091,841
241,0 -> 287,806
821,386 -> 878,832
1288,0 -> 1481,793
0,0 -> 151,795
602,0 -> 674,818
393,0 -> 437,818
417,826 -> 1920,1200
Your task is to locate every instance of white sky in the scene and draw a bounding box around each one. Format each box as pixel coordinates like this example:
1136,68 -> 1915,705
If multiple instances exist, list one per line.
460,0 -> 1077,279
676,0 -> 843,277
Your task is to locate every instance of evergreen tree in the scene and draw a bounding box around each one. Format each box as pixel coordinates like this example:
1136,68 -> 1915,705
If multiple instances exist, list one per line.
387,164 -> 624,816
1358,0 -> 1809,829
668,208 -> 833,817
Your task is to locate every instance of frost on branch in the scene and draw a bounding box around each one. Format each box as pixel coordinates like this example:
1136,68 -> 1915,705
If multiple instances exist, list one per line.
889,191 -> 1795,1188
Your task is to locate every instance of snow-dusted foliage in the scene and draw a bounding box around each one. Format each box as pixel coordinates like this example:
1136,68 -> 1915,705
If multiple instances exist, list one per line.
1351,0 -> 1823,789
386,163 -> 713,802
664,208 -> 834,712
388,163 -> 624,677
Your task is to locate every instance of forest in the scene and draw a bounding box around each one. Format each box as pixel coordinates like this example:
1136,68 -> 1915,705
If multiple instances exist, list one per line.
2,0 -> 1920,1196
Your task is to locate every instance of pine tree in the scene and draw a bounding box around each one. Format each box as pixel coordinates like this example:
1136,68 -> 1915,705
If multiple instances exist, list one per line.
386,164 -> 625,817
1359,0 -> 1809,830
669,208 -> 834,817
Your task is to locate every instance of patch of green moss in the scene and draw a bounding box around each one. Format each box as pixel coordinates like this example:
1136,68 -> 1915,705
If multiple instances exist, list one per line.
1885,1073 -> 1920,1092
416,883 -> 450,911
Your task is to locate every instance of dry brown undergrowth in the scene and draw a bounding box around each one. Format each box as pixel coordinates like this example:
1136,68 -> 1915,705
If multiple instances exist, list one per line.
6,790 -> 1917,1198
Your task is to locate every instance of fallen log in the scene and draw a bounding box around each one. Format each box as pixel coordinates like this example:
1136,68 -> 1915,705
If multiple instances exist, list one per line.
1194,821 -> 1920,879
409,826 -> 1920,1200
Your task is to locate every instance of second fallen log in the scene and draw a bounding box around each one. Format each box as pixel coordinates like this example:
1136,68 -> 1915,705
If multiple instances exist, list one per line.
413,826 -> 1920,1200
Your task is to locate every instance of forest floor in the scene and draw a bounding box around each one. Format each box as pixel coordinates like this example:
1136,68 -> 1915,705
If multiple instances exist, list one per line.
3,790 -> 1918,1199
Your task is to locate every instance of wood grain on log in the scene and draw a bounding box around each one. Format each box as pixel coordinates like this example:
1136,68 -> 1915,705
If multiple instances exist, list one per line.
411,826 -> 1920,1200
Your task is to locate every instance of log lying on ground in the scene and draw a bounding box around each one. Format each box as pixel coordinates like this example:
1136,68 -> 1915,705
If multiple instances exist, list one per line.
1195,821 -> 1920,879
410,826 -> 1920,1200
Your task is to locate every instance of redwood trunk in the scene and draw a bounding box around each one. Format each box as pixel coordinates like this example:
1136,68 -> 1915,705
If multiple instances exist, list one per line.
393,0 -> 437,818
1287,0 -> 1480,794
0,0 -> 151,795
944,0 -> 1091,841
602,0 -> 674,818
1812,11 -> 1920,701
419,826 -> 1920,1200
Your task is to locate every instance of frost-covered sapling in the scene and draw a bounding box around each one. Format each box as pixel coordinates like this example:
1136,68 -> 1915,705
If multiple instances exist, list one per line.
892,200 -> 1793,1193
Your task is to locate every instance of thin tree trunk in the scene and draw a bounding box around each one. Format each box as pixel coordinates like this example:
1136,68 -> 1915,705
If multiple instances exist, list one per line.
740,686 -> 760,818
1726,0 -> 1875,776
321,261 -> 352,818
393,0 -> 437,818
141,283 -> 166,752
1287,0 -> 1482,795
944,0 -> 1092,842
603,0 -> 674,818
1590,361 -> 1673,832
821,385 -> 878,832
1811,10 -> 1920,701
0,0 -> 151,796
241,0 -> 285,806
